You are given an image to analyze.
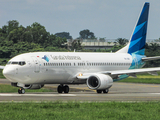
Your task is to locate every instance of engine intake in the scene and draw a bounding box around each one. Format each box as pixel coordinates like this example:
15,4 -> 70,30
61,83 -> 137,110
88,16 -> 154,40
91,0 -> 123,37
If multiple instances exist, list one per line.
87,74 -> 113,90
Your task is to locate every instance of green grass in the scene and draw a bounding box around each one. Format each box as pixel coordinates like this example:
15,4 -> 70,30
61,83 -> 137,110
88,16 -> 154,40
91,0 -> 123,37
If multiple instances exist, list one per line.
118,78 -> 160,84
0,69 -> 5,78
0,84 -> 54,93
0,101 -> 160,120
117,72 -> 160,84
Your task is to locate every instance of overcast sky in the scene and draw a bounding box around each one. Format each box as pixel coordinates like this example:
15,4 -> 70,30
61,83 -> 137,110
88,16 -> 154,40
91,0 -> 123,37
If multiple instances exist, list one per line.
0,0 -> 160,39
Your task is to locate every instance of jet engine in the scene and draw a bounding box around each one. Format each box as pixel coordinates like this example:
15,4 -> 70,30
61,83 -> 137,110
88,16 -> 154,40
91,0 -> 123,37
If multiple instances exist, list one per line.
11,82 -> 44,89
86,74 -> 113,90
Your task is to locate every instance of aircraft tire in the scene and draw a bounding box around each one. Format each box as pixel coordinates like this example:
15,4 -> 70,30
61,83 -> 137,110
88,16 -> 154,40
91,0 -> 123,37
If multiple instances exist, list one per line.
103,89 -> 109,93
18,88 -> 25,94
64,85 -> 69,93
97,90 -> 102,93
57,85 -> 63,93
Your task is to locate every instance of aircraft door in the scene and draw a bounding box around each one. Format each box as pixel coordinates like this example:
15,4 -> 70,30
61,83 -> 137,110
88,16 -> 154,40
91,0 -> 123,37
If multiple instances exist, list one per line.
31,56 -> 40,73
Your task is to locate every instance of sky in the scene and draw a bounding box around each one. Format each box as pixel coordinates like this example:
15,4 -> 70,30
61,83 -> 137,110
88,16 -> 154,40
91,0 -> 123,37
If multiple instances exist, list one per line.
0,0 -> 160,39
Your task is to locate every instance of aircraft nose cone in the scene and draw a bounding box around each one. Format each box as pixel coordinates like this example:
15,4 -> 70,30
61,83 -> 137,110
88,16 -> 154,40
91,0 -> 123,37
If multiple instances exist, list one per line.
3,66 -> 15,78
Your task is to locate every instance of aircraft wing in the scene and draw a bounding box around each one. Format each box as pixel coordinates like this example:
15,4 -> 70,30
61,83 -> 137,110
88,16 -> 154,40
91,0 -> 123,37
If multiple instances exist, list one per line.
77,67 -> 160,79
0,66 -> 5,69
109,67 -> 160,76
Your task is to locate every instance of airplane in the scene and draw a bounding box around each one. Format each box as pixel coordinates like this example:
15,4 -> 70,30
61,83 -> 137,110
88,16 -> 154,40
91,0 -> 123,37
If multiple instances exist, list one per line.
1,2 -> 160,94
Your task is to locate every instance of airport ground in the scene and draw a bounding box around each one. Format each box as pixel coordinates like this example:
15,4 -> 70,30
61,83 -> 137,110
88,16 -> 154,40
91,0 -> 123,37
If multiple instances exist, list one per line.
1,79 -> 160,102
1,79 -> 160,120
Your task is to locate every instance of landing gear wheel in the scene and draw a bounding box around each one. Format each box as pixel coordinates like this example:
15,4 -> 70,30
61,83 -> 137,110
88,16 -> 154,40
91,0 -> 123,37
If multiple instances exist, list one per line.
18,88 -> 25,94
57,85 -> 70,93
103,89 -> 109,93
97,90 -> 102,93
64,85 -> 69,93
57,85 -> 63,93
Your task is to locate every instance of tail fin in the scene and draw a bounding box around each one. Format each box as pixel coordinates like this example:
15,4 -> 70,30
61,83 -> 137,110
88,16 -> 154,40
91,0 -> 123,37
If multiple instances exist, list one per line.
116,2 -> 149,55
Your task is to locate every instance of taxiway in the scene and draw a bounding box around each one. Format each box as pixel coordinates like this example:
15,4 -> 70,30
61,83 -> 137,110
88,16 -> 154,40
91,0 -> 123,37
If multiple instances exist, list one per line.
1,79 -> 160,101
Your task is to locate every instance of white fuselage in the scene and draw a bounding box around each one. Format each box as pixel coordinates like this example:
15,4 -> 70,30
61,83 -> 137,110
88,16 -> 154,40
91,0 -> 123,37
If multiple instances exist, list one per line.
3,52 -> 133,85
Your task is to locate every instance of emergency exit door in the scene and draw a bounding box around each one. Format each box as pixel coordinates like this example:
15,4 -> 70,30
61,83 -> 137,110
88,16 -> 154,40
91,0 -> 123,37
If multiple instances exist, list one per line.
31,56 -> 40,73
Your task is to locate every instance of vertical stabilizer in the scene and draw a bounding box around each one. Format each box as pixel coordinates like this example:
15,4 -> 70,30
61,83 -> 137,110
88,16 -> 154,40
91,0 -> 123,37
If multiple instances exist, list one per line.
116,2 -> 149,55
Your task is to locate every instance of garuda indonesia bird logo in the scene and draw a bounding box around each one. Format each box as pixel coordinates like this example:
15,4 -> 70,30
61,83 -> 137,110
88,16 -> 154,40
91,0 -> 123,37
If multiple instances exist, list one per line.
42,55 -> 49,62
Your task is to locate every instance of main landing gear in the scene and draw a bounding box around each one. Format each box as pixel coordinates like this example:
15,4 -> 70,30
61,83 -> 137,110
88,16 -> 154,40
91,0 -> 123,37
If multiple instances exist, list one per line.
18,88 -> 25,94
57,84 -> 69,93
97,89 -> 109,94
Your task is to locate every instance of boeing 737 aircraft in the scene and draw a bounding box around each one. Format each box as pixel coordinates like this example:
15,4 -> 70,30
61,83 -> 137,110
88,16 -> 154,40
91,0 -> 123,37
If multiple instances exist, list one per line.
2,2 -> 160,94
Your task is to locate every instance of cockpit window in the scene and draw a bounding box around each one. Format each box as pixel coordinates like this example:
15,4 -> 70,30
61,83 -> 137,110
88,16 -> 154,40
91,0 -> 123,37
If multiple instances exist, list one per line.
18,61 -> 26,65
12,62 -> 19,64
8,61 -> 26,66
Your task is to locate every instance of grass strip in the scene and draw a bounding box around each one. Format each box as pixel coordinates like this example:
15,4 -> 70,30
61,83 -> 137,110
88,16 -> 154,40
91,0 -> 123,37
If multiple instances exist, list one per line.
118,78 -> 160,84
0,101 -> 160,120
0,69 -> 5,78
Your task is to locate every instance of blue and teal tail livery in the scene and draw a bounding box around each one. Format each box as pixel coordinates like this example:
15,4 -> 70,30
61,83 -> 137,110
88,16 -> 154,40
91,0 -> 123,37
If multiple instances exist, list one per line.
128,2 -> 149,55
117,2 -> 150,55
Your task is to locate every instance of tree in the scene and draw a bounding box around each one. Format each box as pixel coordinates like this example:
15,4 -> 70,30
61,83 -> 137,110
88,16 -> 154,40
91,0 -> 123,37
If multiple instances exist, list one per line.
1,25 -> 8,37
70,40 -> 82,51
54,37 -> 67,48
145,42 -> 160,67
99,38 -> 106,42
8,20 -> 19,34
79,29 -> 95,39
116,38 -> 128,46
29,22 -> 49,44
55,32 -> 72,39
0,20 -> 70,60
8,25 -> 26,43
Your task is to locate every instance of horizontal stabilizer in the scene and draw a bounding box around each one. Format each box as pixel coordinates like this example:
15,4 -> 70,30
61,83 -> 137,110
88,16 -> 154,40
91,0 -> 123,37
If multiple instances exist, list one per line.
142,56 -> 160,61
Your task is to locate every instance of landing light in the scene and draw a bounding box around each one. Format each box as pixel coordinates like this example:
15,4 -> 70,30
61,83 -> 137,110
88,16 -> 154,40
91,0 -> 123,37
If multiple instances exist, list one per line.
79,73 -> 83,76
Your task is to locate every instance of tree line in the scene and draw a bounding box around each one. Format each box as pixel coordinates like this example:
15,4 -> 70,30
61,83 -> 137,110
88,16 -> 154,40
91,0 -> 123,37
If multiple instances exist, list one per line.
0,20 -> 69,59
0,20 -> 160,67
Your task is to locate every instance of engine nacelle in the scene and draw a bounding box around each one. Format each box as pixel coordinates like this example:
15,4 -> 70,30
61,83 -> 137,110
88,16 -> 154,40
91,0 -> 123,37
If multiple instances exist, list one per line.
86,74 -> 113,90
25,84 -> 44,89
11,82 -> 44,89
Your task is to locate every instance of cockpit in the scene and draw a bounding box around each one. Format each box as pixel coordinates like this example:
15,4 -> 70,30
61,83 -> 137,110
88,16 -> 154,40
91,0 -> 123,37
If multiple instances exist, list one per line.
7,61 -> 26,66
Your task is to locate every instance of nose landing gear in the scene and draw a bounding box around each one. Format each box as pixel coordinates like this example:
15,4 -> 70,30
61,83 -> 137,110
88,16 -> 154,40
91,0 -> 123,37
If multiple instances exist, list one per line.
18,88 -> 25,94
57,85 -> 69,93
